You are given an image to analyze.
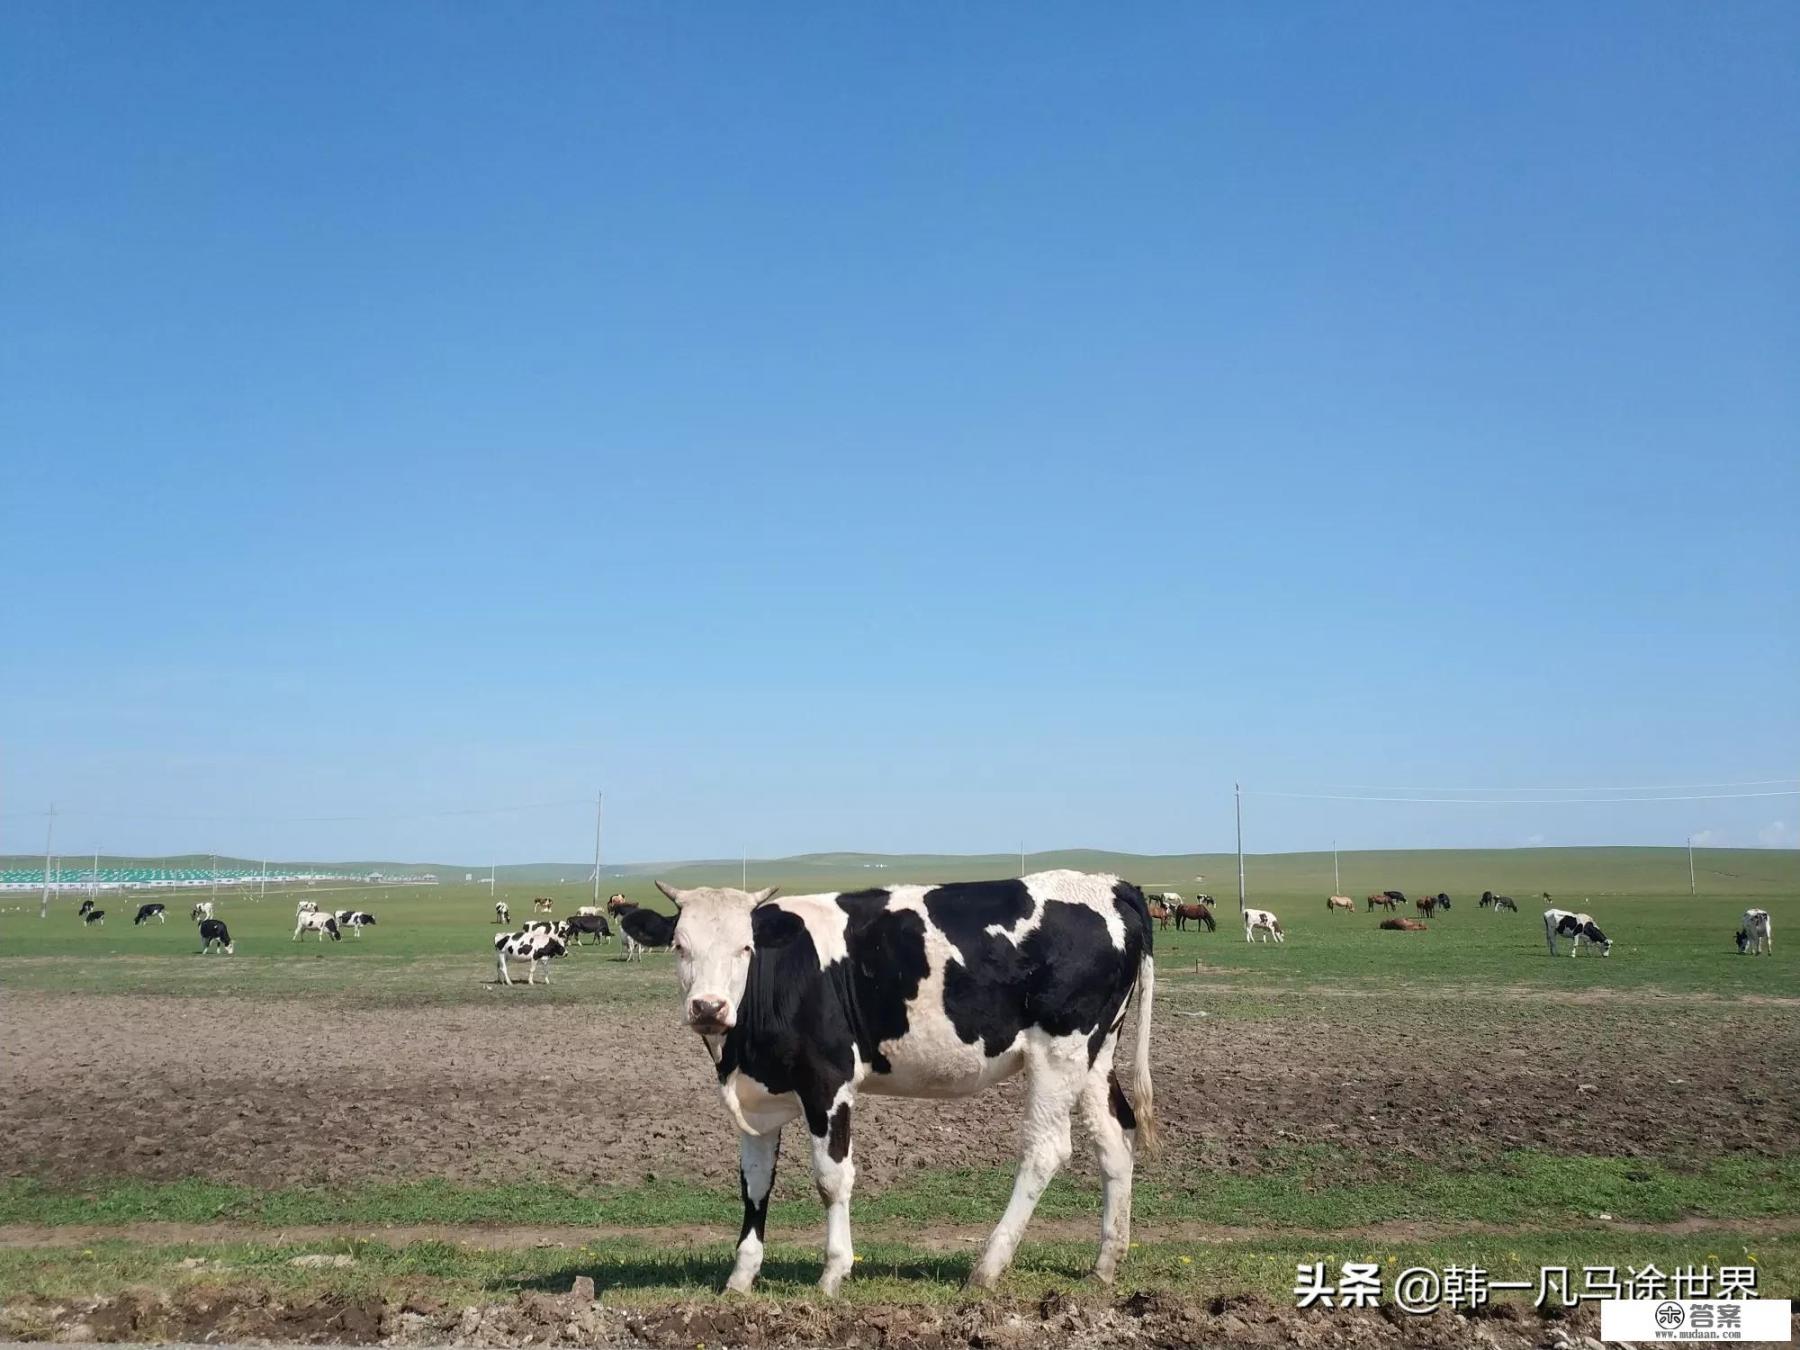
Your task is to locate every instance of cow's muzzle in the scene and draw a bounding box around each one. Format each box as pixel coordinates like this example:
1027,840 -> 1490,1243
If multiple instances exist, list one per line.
687,997 -> 732,1034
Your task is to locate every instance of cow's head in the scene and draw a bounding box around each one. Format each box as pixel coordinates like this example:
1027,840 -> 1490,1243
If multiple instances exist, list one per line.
656,881 -> 778,1035
1736,928 -> 1750,953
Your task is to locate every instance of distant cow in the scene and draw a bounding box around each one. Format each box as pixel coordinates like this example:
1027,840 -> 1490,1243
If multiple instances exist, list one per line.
533,897 -> 555,914
293,911 -> 342,942
1381,917 -> 1428,932
294,900 -> 318,914
1173,902 -> 1215,932
606,892 -> 632,915
78,899 -> 96,917
619,905 -> 676,960
1435,893 -> 1451,913
1737,909 -> 1773,956
133,903 -> 167,925
566,913 -> 612,945
1243,907 -> 1284,944
1544,907 -> 1611,957
1326,895 -> 1353,912
199,918 -> 234,954
494,901 -> 510,924
1480,891 -> 1518,913
339,911 -> 376,935
1366,893 -> 1397,911
191,902 -> 216,921
494,928 -> 569,985
82,908 -> 107,926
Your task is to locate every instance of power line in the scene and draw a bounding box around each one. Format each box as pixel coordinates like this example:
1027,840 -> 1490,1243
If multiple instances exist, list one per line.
7,798 -> 593,825
1247,789 -> 1799,805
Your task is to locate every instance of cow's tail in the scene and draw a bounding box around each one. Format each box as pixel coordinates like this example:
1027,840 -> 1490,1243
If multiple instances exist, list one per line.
1132,950 -> 1159,1157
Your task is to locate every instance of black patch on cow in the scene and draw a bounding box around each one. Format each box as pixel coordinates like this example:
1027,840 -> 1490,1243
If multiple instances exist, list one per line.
1555,915 -> 1582,936
1107,1071 -> 1137,1130
926,880 -> 1147,1067
834,889 -> 926,1075
827,1103 -> 852,1162
1581,922 -> 1608,945
620,908 -> 675,948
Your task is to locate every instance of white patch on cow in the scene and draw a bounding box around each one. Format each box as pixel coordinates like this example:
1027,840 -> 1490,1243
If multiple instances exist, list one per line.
768,894 -> 850,968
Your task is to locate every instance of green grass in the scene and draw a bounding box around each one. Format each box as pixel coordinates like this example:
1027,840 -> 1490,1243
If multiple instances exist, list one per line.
6,1152 -> 1798,1233
1,1232 -> 1792,1308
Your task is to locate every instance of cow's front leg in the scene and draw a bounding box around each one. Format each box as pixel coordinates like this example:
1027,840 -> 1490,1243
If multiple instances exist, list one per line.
726,1128 -> 781,1293
806,1094 -> 857,1295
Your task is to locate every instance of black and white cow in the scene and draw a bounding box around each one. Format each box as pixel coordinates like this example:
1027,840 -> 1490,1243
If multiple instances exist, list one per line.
1544,906 -> 1612,957
1737,908 -> 1773,956
199,918 -> 234,954
656,870 -> 1157,1296
494,901 -> 511,925
565,913 -> 612,945
493,928 -> 569,985
191,902 -> 215,922
293,911 -> 342,942
133,903 -> 167,925
332,910 -> 376,936
619,906 -> 675,961
78,899 -> 96,918
82,908 -> 107,926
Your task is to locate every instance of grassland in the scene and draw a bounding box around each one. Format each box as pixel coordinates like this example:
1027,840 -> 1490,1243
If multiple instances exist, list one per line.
1,847 -> 1795,1340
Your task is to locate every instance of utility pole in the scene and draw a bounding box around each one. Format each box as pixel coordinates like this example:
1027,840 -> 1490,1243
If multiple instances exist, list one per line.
39,805 -> 55,919
91,846 -> 99,900
591,790 -> 603,907
211,854 -> 218,907
261,859 -> 267,899
1235,783 -> 1246,914
742,854 -> 748,890
489,863 -> 496,899
1019,841 -> 1026,877
1687,835 -> 1696,897
1333,839 -> 1339,894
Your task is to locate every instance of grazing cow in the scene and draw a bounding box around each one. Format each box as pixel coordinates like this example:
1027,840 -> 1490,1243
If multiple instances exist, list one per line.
1173,901 -> 1215,932
133,903 -> 167,925
78,898 -> 96,917
494,901 -> 510,925
566,913 -> 612,945
1544,907 -> 1611,957
1381,917 -> 1428,932
619,905 -> 676,960
533,897 -> 555,914
1736,909 -> 1773,956
1243,907 -> 1284,943
1416,895 -> 1437,919
293,900 -> 317,915
607,892 -> 632,915
1146,899 -> 1171,930
1480,890 -> 1518,913
657,870 -> 1156,1295
494,928 -> 569,985
1436,893 -> 1452,913
82,908 -> 107,926
1366,893 -> 1397,911
1326,895 -> 1353,913
293,911 -> 342,942
199,918 -> 234,954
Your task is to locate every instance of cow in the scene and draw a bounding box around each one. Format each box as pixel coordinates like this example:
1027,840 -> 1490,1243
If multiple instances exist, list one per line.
1381,916 -> 1428,932
1480,890 -> 1518,912
1736,909 -> 1773,956
78,899 -> 96,917
340,911 -> 376,935
494,901 -> 510,925
82,908 -> 106,926
293,911 -> 342,942
606,892 -> 632,915
566,913 -> 612,945
1366,893 -> 1397,911
1416,895 -> 1437,919
133,903 -> 167,925
199,918 -> 234,954
620,905 -> 676,961
494,928 -> 568,985
191,902 -> 215,922
1326,895 -> 1353,913
1146,899 -> 1171,930
294,900 -> 317,915
1243,907 -> 1284,943
578,905 -> 604,917
1173,902 -> 1215,932
1435,893 -> 1452,913
533,897 -> 555,914
655,870 -> 1156,1296
1544,907 -> 1611,957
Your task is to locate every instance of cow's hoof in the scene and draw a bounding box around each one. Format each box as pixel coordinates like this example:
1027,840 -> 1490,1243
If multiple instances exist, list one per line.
817,1271 -> 847,1297
965,1266 -> 1002,1291
723,1276 -> 756,1296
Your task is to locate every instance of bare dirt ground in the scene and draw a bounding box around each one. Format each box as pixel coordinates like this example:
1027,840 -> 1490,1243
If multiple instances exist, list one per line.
5,990 -> 1799,1190
0,1284 -> 1680,1350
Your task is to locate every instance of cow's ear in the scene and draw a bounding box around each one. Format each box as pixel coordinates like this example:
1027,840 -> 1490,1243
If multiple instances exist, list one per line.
655,880 -> 685,907
751,886 -> 780,906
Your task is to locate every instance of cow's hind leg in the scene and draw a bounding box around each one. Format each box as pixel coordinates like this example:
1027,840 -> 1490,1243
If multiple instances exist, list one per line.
1078,1060 -> 1136,1284
805,1089 -> 857,1295
969,1035 -> 1086,1289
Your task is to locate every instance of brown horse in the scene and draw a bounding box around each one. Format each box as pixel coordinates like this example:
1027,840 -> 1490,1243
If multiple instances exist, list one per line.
1174,902 -> 1216,932
1366,893 -> 1398,911
1382,916 -> 1428,932
1326,895 -> 1353,912
1416,895 -> 1437,919
1147,899 -> 1172,930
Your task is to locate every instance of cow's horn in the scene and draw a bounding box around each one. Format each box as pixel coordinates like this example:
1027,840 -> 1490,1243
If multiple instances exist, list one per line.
751,886 -> 780,905
655,880 -> 685,906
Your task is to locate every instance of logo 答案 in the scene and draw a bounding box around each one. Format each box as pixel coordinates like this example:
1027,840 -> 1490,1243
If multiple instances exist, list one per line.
1653,1301 -> 1686,1331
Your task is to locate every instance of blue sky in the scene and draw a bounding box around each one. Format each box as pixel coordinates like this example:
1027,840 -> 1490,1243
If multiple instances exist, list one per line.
4,3 -> 1796,864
